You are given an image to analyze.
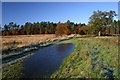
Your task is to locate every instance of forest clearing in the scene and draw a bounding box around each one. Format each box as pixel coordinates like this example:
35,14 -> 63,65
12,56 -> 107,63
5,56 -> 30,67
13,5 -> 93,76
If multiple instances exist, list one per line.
1,2 -> 119,79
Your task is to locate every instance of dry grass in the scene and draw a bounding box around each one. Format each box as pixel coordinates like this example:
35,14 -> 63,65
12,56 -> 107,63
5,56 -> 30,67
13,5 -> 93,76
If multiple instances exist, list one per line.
2,34 -> 60,50
2,35 -> 119,50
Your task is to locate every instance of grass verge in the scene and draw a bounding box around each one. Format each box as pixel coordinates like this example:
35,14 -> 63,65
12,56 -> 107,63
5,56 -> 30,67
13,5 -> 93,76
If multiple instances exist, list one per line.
2,61 -> 23,80
51,36 -> 119,78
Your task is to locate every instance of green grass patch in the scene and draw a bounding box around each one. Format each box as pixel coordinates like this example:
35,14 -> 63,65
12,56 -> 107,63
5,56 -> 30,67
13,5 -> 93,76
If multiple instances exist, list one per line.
2,61 -> 23,80
51,36 -> 119,78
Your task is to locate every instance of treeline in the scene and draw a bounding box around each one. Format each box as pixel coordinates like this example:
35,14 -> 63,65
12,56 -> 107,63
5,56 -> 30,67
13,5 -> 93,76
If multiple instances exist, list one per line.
88,10 -> 119,35
3,22 -> 57,35
2,10 -> 120,36
2,21 -> 88,36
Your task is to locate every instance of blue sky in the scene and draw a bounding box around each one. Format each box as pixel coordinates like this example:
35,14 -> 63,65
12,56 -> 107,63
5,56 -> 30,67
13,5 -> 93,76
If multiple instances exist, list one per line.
2,0 -> 119,2
2,2 -> 118,26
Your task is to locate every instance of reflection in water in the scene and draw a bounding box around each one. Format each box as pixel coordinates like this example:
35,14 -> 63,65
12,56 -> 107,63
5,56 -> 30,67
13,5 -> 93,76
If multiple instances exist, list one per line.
56,43 -> 71,53
22,43 -> 74,78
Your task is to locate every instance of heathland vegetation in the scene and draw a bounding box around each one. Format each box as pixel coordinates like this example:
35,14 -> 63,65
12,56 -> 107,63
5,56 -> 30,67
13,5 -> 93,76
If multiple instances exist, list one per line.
1,10 -> 120,79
